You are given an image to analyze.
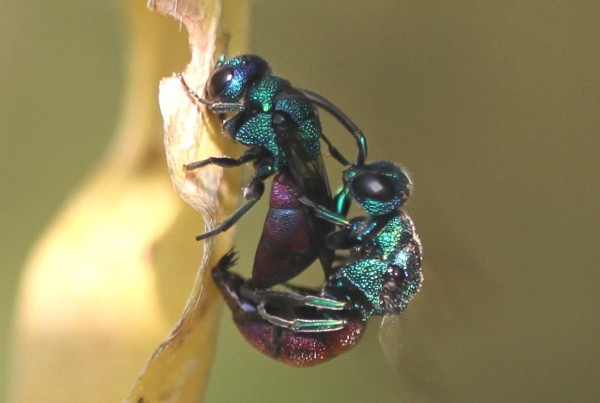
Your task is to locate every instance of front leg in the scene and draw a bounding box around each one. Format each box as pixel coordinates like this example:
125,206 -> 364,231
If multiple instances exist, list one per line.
300,194 -> 371,250
258,304 -> 348,332
298,195 -> 350,226
253,289 -> 349,333
185,148 -> 260,171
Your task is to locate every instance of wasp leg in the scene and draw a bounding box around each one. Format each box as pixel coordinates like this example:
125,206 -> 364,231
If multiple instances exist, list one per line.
299,88 -> 368,166
319,132 -> 350,166
257,303 -> 348,332
298,195 -> 350,226
184,148 -> 259,170
251,288 -> 349,332
195,163 -> 274,241
253,288 -> 348,311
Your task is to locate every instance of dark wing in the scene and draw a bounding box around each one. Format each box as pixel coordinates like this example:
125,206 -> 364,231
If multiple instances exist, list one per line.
277,122 -> 337,277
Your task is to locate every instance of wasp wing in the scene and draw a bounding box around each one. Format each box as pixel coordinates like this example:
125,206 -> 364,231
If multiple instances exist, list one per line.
276,116 -> 337,278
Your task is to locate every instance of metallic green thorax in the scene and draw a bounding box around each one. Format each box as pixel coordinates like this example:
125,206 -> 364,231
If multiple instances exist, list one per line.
223,75 -> 322,169
370,214 -> 413,261
338,212 -> 422,318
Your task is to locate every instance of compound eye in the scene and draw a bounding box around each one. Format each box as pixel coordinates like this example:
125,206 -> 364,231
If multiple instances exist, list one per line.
206,66 -> 234,99
351,173 -> 396,202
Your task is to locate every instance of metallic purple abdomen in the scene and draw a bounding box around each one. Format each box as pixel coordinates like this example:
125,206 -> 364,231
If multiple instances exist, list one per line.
252,173 -> 316,288
236,317 -> 364,367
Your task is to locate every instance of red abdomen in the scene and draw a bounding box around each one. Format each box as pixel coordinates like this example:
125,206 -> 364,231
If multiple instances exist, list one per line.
236,316 -> 365,367
252,173 -> 316,288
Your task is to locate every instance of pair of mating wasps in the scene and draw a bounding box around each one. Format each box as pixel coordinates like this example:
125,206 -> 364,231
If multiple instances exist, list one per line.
179,55 -> 422,367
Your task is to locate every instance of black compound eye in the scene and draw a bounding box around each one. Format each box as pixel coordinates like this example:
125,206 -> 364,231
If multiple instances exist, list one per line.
207,66 -> 234,99
351,173 -> 396,202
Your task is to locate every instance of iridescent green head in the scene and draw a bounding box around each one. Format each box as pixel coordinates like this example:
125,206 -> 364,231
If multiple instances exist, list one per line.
343,161 -> 411,216
205,54 -> 271,102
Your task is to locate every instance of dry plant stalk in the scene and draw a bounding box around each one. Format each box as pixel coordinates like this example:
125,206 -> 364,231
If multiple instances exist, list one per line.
8,0 -> 249,402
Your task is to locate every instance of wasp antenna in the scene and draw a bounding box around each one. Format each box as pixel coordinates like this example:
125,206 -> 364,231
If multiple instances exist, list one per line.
177,73 -> 210,106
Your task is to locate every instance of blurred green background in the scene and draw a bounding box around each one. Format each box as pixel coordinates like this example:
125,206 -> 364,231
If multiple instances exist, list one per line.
2,1 -> 599,402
